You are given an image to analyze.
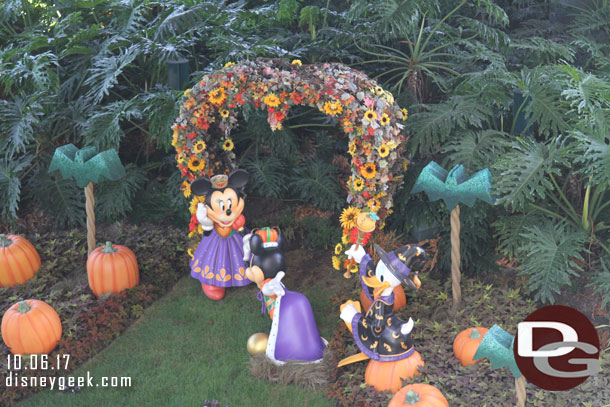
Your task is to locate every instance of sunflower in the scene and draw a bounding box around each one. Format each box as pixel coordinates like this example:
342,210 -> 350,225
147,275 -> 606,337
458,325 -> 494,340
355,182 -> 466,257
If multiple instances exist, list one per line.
189,196 -> 206,214
171,132 -> 179,147
348,140 -> 357,156
374,86 -> 384,96
349,262 -> 359,274
367,198 -> 381,211
332,256 -> 341,270
222,139 -> 234,151
401,108 -> 408,121
209,88 -> 226,106
403,159 -> 409,171
341,234 -> 350,245
176,152 -> 187,164
334,243 -> 343,255
378,144 -> 390,158
291,59 -> 302,66
323,101 -> 343,116
384,91 -> 394,105
193,141 -> 206,153
361,163 -> 377,179
353,177 -> 365,191
220,109 -> 230,118
224,61 -> 235,68
263,93 -> 280,108
364,109 -> 377,121
339,206 -> 360,229
182,181 -> 191,199
188,156 -> 206,172
380,113 -> 390,126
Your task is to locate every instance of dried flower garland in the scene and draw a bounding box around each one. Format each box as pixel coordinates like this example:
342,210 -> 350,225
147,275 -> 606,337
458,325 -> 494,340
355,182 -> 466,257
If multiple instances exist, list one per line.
172,58 -> 408,275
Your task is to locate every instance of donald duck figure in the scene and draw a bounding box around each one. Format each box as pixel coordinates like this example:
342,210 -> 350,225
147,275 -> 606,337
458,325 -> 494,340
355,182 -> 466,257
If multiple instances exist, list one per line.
338,243 -> 427,371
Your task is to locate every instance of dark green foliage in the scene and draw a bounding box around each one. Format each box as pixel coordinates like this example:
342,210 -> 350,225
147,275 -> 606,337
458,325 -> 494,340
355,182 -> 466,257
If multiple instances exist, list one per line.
517,220 -> 588,304
290,161 -> 343,210
299,216 -> 341,249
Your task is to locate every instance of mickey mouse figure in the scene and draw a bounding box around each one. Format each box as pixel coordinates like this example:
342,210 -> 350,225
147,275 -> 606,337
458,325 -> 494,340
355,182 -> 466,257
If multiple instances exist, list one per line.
189,169 -> 252,300
245,228 -> 326,364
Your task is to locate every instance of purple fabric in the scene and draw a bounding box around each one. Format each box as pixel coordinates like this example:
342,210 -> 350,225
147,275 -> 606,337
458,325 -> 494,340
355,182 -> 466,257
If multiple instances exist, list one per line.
190,229 -> 251,287
386,251 -> 412,280
273,290 -> 325,362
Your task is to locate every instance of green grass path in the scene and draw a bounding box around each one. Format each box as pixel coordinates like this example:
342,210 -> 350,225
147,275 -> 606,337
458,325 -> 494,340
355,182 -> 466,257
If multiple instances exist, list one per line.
18,276 -> 337,407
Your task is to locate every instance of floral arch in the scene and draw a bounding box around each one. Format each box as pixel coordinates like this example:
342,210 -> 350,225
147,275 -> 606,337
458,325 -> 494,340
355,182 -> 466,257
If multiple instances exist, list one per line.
171,58 -> 409,276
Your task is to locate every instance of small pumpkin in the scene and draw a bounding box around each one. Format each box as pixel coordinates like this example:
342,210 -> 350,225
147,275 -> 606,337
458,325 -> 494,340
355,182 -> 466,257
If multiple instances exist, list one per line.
364,351 -> 424,393
254,227 -> 279,243
87,241 -> 139,297
2,300 -> 62,355
359,286 -> 406,312
453,326 -> 489,366
389,384 -> 449,407
0,234 -> 41,287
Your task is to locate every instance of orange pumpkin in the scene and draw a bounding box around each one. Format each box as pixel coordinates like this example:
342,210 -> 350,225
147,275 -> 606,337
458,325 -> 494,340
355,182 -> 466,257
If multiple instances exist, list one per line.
2,300 -> 62,355
389,384 -> 449,407
87,241 -> 139,297
453,326 -> 489,366
359,286 -> 406,312
0,234 -> 41,287
365,351 -> 424,393
254,227 -> 279,243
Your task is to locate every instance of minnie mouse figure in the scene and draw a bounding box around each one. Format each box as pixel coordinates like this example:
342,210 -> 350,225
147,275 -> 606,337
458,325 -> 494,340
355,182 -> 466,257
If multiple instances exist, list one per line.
246,228 -> 326,364
190,169 -> 252,300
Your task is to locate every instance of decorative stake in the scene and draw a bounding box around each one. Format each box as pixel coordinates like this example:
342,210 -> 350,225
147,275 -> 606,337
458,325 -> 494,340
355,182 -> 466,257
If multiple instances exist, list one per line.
472,324 -> 525,407
411,162 -> 494,309
48,144 -> 125,255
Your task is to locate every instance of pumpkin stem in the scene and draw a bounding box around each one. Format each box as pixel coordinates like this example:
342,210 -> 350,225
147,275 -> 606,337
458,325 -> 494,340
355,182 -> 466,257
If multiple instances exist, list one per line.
469,328 -> 482,339
17,301 -> 31,313
403,390 -> 420,405
102,241 -> 117,253
0,234 -> 12,247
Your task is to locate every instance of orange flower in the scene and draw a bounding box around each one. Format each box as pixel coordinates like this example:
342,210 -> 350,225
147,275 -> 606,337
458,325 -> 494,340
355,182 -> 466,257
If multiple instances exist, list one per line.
209,88 -> 226,106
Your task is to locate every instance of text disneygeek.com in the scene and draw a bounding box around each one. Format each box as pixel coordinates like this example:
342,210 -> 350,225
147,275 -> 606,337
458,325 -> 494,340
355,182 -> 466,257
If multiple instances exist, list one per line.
5,371 -> 132,391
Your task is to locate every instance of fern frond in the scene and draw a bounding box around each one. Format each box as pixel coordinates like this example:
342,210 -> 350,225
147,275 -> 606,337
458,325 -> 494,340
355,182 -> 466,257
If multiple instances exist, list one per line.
518,219 -> 587,304
84,99 -> 142,150
510,37 -> 575,64
407,95 -> 493,155
493,137 -> 572,210
0,94 -> 44,156
84,45 -> 141,104
572,114 -> 610,185
441,129 -> 511,172
290,161 -> 343,210
0,155 -> 32,221
95,163 -> 148,222
515,66 -> 571,136
492,212 -> 540,261
26,166 -> 86,228
241,156 -> 286,199
558,64 -> 610,115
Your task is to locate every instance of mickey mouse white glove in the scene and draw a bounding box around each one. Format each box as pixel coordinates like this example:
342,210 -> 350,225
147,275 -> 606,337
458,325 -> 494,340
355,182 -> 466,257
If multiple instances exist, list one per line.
400,317 -> 414,335
345,244 -> 366,264
242,233 -> 253,261
262,271 -> 285,297
196,203 -> 214,232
